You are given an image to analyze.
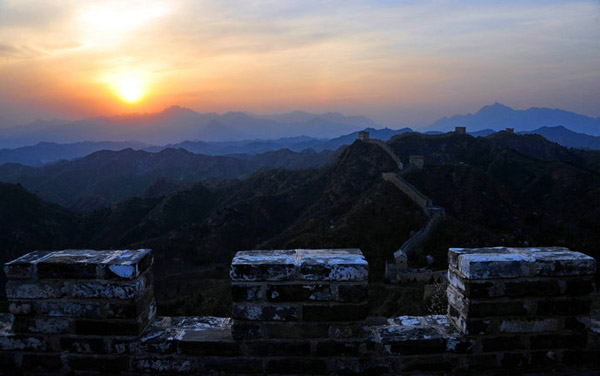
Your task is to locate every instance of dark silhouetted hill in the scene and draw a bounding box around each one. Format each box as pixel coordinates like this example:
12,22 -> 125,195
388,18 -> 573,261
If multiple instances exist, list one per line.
0,147 -> 334,210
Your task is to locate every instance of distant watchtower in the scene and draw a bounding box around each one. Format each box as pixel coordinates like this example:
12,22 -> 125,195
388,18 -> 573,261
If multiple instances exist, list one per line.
454,126 -> 466,134
505,128 -> 514,134
357,131 -> 370,141
409,155 -> 424,169
393,249 -> 408,270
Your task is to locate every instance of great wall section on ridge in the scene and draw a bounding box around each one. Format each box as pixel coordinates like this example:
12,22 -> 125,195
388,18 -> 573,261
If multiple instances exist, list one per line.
0,131 -> 599,375
359,132 -> 446,282
0,247 -> 598,375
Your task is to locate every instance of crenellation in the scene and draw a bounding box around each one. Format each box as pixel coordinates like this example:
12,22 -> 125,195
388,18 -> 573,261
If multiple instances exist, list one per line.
1,247 -> 598,374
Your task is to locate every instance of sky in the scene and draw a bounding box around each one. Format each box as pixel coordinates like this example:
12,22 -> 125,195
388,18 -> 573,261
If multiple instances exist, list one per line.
0,0 -> 599,128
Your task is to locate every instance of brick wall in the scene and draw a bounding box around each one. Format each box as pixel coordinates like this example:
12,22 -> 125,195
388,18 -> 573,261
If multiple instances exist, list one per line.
0,247 -> 598,375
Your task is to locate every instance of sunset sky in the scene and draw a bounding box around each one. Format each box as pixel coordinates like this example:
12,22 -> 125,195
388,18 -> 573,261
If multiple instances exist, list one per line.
0,0 -> 599,127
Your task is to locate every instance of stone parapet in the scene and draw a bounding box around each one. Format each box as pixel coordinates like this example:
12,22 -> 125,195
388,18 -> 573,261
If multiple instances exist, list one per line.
4,249 -> 155,337
447,246 -> 596,351
0,247 -> 598,375
230,249 -> 368,340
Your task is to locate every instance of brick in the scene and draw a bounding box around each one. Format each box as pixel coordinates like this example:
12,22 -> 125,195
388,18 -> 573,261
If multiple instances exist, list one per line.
0,334 -> 53,352
231,321 -> 262,339
561,349 -> 600,366
337,283 -> 368,302
529,333 -> 588,349
479,336 -> 526,351
504,279 -> 561,297
262,322 -> 330,339
12,317 -> 73,334
0,352 -> 20,370
527,350 -> 559,367
314,340 -> 363,356
74,319 -> 146,336
231,284 -> 264,301
68,274 -> 149,300
468,300 -> 528,317
449,247 -> 596,280
3,251 -> 49,279
397,354 -> 455,373
177,328 -> 241,356
22,353 -> 63,371
329,357 -> 393,375
536,298 -> 591,316
243,340 -> 310,356
230,250 -> 297,281
5,280 -> 66,300
303,303 -> 368,321
37,262 -> 97,279
60,337 -> 109,354
563,277 -> 595,296
299,249 -> 368,281
232,303 -> 299,321
501,352 -> 526,368
265,358 -> 328,374
329,322 -> 366,339
467,353 -> 499,370
200,357 -> 262,374
133,355 -> 198,373
266,284 -> 333,302
67,354 -> 129,372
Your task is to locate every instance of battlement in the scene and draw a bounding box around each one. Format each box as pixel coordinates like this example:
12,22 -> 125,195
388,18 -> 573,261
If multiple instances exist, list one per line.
0,247 -> 598,375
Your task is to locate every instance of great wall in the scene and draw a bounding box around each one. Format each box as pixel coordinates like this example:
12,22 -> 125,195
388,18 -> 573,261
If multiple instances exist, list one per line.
1,132 -> 598,375
0,247 -> 598,375
359,132 -> 445,282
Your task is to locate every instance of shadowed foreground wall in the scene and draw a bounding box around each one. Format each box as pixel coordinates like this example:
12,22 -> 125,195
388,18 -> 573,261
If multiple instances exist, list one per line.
0,247 -> 598,375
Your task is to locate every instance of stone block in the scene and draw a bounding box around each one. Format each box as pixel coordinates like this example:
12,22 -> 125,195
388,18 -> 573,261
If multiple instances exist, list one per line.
302,303 -> 368,321
232,303 -> 300,321
12,317 -> 74,335
261,322 -> 330,339
4,249 -> 153,281
265,358 -> 328,374
243,339 -> 311,356
299,249 -> 368,281
503,279 -> 561,297
177,327 -> 241,356
313,339 -> 364,356
22,353 -> 63,371
60,336 -> 110,354
230,248 -> 368,282
266,283 -> 333,302
67,354 -> 129,372
230,250 -> 297,281
133,355 -> 199,373
231,321 -> 262,339
449,247 -> 596,280
529,333 -> 588,349
231,284 -> 265,302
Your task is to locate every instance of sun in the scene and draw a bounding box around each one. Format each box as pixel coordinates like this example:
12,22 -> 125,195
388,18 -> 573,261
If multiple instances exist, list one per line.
114,77 -> 145,103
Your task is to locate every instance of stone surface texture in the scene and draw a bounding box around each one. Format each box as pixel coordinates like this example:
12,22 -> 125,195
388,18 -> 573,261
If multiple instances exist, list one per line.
0,247 -> 598,375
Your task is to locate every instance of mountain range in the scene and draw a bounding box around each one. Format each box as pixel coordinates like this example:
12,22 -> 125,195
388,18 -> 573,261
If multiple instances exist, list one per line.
2,102 -> 599,152
0,147 -> 337,211
428,102 -> 600,135
0,107 -> 379,148
1,131 -> 599,317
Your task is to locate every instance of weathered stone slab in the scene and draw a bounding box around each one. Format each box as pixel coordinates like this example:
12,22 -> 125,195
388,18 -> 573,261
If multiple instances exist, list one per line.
449,247 -> 596,280
230,250 -> 297,281
232,303 -> 300,321
4,249 -> 153,281
299,249 -> 368,281
230,248 -> 368,282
